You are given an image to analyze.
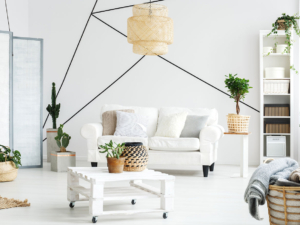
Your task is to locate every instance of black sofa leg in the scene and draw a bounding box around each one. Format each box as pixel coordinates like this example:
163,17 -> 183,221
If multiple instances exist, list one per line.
91,162 -> 98,167
203,165 -> 209,177
210,163 -> 215,172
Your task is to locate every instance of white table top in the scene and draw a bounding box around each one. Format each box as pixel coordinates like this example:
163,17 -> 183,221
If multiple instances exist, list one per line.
68,167 -> 175,183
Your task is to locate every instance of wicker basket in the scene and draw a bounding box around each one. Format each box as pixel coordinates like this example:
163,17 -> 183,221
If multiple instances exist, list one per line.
267,185 -> 300,225
226,114 -> 250,133
264,80 -> 290,94
0,153 -> 18,182
121,142 -> 148,172
277,20 -> 292,30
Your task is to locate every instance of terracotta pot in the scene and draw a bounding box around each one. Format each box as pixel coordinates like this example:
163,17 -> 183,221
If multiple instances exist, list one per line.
107,157 -> 125,173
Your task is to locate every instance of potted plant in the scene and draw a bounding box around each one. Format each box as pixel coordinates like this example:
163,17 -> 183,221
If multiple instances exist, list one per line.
46,82 -> 61,162
51,124 -> 75,172
225,74 -> 252,133
0,145 -> 22,182
267,13 -> 300,74
99,141 -> 125,173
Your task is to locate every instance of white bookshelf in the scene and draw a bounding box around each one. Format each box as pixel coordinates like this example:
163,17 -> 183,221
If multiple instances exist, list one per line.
259,30 -> 294,164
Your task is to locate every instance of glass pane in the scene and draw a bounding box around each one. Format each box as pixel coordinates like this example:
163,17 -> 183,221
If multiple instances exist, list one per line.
13,38 -> 43,167
0,31 -> 12,147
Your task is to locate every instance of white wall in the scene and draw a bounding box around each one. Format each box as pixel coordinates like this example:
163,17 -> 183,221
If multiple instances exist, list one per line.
25,0 -> 299,166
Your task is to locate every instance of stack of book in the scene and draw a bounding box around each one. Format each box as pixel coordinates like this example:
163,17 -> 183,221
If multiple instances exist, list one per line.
264,104 -> 289,116
265,124 -> 290,133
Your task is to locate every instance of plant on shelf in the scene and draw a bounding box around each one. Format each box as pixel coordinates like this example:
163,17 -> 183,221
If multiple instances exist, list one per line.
46,82 -> 60,129
0,145 -> 22,168
54,124 -> 71,152
224,74 -> 252,133
99,141 -> 125,173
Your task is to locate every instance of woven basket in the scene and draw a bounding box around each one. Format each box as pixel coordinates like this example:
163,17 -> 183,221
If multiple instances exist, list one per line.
277,20 -> 292,31
226,114 -> 250,133
0,153 -> 18,182
267,185 -> 300,225
121,142 -> 148,172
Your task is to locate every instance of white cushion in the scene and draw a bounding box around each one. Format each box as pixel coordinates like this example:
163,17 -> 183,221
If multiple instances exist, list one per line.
149,136 -> 199,151
114,111 -> 148,138
97,135 -> 148,146
158,107 -> 218,126
155,112 -> 188,138
101,104 -> 158,137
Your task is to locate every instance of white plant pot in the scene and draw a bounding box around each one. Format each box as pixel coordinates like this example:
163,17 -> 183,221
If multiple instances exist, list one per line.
47,128 -> 60,162
51,151 -> 76,172
265,67 -> 285,79
276,44 -> 288,54
263,46 -> 274,54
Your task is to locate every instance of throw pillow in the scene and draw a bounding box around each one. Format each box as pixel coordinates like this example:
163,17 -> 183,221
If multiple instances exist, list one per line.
155,112 -> 188,138
180,115 -> 209,138
114,111 -> 148,138
102,109 -> 134,135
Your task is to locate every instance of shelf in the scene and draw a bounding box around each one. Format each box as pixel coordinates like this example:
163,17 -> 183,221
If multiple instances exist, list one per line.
264,53 -> 290,57
263,78 -> 290,80
263,116 -> 290,118
263,133 -> 290,135
264,94 -> 290,96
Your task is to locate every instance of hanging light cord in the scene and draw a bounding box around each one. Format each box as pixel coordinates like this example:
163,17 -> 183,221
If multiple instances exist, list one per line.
5,0 -> 10,31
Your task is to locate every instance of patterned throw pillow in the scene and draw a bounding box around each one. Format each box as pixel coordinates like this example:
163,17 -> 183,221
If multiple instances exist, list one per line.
102,109 -> 134,135
155,112 -> 188,138
114,111 -> 148,138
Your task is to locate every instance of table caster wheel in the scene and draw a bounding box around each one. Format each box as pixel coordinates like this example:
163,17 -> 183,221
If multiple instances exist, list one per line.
131,199 -> 136,205
69,202 -> 75,208
163,212 -> 168,219
92,216 -> 98,223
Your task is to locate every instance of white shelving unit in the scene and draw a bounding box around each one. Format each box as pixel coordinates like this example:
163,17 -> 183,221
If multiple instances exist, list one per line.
259,30 -> 294,164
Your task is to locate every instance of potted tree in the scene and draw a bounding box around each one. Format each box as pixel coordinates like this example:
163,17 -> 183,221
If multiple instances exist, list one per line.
51,124 -> 75,172
46,82 -> 61,162
99,141 -> 125,173
0,145 -> 22,182
225,74 -> 252,133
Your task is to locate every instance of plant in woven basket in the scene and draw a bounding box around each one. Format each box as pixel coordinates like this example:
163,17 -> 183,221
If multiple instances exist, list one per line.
225,74 -> 252,115
99,141 -> 125,159
0,145 -> 22,168
54,124 -> 71,152
46,82 -> 61,129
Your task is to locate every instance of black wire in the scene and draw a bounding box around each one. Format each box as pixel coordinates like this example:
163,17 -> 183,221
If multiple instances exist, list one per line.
5,0 -> 10,31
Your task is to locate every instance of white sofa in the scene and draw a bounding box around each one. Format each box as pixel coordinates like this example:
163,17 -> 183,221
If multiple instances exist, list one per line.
81,104 -> 224,177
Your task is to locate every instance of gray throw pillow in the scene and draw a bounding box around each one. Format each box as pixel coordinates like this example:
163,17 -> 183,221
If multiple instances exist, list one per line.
114,111 -> 148,138
180,115 -> 209,138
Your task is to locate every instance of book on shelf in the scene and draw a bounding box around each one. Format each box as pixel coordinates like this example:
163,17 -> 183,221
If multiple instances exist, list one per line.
264,104 -> 289,116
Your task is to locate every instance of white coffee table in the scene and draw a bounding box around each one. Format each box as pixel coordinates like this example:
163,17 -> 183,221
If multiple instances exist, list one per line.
67,167 -> 175,223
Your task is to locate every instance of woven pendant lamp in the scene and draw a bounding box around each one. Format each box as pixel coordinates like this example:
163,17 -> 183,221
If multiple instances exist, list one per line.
127,3 -> 173,55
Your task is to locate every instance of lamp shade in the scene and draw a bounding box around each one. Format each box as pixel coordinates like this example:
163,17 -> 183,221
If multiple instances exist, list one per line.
127,3 -> 173,55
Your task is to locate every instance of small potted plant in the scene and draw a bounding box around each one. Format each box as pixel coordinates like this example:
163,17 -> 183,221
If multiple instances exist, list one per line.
0,145 -> 22,182
46,82 -> 61,162
51,124 -> 75,172
99,141 -> 125,173
225,74 -> 252,133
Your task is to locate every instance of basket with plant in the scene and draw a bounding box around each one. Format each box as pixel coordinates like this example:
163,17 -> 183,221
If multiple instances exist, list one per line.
0,145 -> 22,182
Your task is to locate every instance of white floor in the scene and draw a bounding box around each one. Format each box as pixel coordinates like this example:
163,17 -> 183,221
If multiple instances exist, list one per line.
0,161 -> 269,225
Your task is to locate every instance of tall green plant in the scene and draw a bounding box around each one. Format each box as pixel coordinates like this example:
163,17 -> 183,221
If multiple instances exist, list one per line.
54,124 -> 71,152
99,141 -> 125,159
0,145 -> 22,168
46,82 -> 60,129
224,74 -> 252,115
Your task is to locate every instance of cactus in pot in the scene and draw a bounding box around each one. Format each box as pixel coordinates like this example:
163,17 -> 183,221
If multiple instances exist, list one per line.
46,82 -> 60,129
55,124 -> 71,152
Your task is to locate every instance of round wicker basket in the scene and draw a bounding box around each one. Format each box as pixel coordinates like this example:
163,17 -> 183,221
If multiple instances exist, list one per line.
226,114 -> 250,133
121,142 -> 148,172
267,185 -> 300,225
0,153 -> 18,182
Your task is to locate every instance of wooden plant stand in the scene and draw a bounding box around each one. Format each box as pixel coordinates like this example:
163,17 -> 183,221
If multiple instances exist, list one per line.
67,167 -> 175,223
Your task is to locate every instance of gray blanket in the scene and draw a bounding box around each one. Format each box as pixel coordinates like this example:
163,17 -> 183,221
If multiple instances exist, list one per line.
244,158 -> 298,220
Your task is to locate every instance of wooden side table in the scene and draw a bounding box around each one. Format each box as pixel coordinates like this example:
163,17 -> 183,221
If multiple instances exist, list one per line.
224,132 -> 251,178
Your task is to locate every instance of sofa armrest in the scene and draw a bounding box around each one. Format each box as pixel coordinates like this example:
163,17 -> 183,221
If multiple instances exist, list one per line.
200,124 -> 224,144
81,123 -> 103,139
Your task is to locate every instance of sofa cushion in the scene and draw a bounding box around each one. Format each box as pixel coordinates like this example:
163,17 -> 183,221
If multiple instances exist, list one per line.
114,111 -> 148,138
149,136 -> 199,151
102,109 -> 134,135
155,112 -> 188,138
101,104 -> 158,137
98,135 -> 148,147
180,115 -> 209,138
158,107 -> 218,126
